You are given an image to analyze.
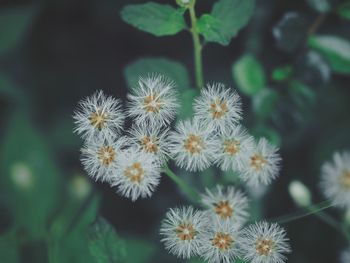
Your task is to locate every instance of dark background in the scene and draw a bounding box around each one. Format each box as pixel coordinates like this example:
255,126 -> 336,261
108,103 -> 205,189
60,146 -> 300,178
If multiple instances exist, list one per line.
1,0 -> 350,262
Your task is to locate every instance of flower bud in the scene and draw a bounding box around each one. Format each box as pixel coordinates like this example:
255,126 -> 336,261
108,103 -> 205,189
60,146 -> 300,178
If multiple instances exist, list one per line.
176,0 -> 193,7
288,180 -> 311,207
11,162 -> 33,190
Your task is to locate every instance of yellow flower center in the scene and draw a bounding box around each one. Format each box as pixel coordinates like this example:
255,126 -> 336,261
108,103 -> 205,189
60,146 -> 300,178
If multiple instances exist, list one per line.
210,99 -> 228,119
256,239 -> 274,256
124,162 -> 144,183
184,134 -> 204,154
215,200 -> 233,219
176,223 -> 196,241
143,94 -> 163,113
212,233 -> 233,250
250,154 -> 267,171
97,146 -> 116,166
340,170 -> 350,189
223,140 -> 240,155
140,136 -> 159,154
89,109 -> 108,130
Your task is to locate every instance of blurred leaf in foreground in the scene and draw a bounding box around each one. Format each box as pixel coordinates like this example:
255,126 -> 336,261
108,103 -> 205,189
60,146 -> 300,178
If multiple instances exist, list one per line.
0,229 -> 18,263
337,1 -> 350,20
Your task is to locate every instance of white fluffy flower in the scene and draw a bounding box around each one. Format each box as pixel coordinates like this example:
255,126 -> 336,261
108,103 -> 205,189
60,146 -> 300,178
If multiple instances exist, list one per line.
214,125 -> 254,172
240,221 -> 291,263
201,185 -> 250,225
111,148 -> 161,201
73,90 -> 124,140
193,83 -> 242,133
320,151 -> 350,209
169,119 -> 216,172
127,75 -> 179,126
198,219 -> 241,263
341,248 -> 350,263
80,136 -> 127,182
160,206 -> 208,259
240,138 -> 281,187
127,122 -> 171,164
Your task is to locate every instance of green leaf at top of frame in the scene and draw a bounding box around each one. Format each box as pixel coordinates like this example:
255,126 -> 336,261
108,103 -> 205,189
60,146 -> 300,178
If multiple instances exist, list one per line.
124,57 -> 191,90
87,217 -> 127,263
232,54 -> 266,96
337,2 -> 350,20
0,7 -> 36,54
120,2 -> 186,37
199,0 -> 255,46
308,35 -> 350,74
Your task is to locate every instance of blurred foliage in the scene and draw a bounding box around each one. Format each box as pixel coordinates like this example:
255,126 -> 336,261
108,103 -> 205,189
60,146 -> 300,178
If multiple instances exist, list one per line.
0,0 -> 350,262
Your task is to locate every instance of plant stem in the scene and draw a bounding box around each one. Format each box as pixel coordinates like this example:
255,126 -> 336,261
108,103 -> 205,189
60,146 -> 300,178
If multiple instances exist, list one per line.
189,1 -> 204,90
163,166 -> 200,202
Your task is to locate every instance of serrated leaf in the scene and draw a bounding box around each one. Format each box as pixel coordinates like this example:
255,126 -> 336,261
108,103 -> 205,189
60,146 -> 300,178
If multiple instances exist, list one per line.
0,112 -> 61,239
252,89 -> 279,119
88,217 -> 126,263
273,12 -> 309,53
308,35 -> 350,74
203,0 -> 255,45
0,7 -> 35,54
197,14 -> 224,44
337,2 -> 350,20
232,54 -> 266,96
120,3 -> 186,37
124,57 -> 191,90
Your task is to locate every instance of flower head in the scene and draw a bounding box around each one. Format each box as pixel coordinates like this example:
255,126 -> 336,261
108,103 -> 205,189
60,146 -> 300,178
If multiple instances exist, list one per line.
201,185 -> 249,225
169,119 -> 216,172
320,151 -> 350,209
127,75 -> 179,126
198,219 -> 241,263
193,83 -> 242,133
127,123 -> 171,164
111,148 -> 161,201
73,90 -> 124,140
240,138 -> 281,187
80,136 -> 127,182
240,221 -> 291,263
160,206 -> 208,259
214,125 -> 254,172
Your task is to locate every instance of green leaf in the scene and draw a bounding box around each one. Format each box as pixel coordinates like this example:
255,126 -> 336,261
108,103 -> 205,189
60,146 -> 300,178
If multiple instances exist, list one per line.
125,238 -> 156,263
88,217 -> 127,263
0,229 -> 19,263
308,35 -> 350,74
0,73 -> 24,103
337,2 -> 350,20
0,112 -> 62,239
177,89 -> 199,121
0,7 -> 35,54
232,54 -> 266,96
252,126 -> 281,147
289,80 -> 316,108
124,57 -> 191,90
252,89 -> 279,119
203,0 -> 255,45
120,3 -> 186,37
306,0 -> 332,13
272,65 -> 293,82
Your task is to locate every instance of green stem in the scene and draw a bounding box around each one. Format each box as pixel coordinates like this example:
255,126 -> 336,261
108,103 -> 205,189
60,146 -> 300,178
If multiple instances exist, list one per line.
189,1 -> 204,90
163,166 -> 200,202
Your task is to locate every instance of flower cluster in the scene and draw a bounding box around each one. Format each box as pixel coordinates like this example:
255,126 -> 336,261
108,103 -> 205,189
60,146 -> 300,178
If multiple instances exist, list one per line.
73,75 -> 282,200
160,186 -> 291,263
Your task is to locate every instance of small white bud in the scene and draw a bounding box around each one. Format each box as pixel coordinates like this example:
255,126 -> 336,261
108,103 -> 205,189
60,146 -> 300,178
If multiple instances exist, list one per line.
11,163 -> 33,190
288,180 -> 311,207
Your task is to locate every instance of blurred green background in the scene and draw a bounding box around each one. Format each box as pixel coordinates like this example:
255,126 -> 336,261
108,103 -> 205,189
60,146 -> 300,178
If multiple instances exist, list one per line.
1,0 -> 350,262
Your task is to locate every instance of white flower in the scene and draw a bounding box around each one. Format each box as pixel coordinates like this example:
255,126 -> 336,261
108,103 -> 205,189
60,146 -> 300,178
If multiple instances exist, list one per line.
201,185 -> 250,225
288,181 -> 311,207
169,119 -> 216,172
127,74 -> 179,126
240,138 -> 281,187
80,136 -> 127,182
193,83 -> 242,133
127,122 -> 171,164
111,148 -> 161,201
320,151 -> 350,209
240,221 -> 291,263
198,219 -> 241,263
160,206 -> 208,259
341,248 -> 350,263
73,90 -> 124,140
213,125 -> 254,172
